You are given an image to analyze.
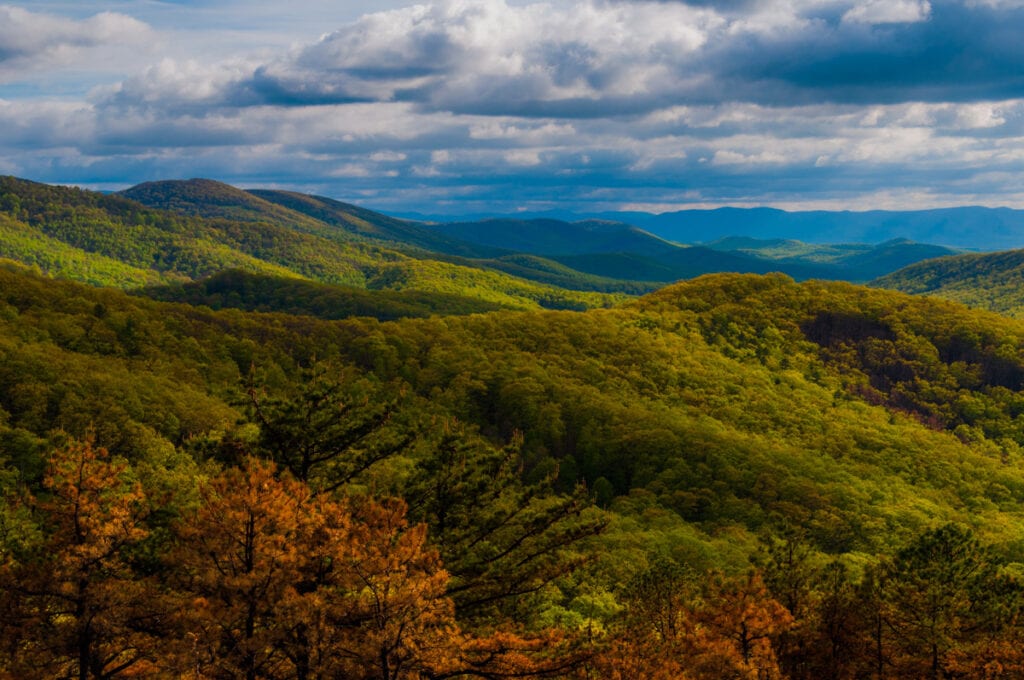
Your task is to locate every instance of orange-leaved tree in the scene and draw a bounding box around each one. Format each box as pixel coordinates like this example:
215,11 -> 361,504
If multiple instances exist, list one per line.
165,457 -> 461,680
0,440 -> 161,679
593,567 -> 792,680
165,457 -> 588,680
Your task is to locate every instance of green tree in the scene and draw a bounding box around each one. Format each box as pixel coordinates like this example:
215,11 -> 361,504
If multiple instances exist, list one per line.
403,422 -> 606,623
880,523 -> 1023,679
246,362 -> 412,492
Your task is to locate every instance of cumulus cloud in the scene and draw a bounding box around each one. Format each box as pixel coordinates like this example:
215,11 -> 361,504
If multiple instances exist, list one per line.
9,0 -> 1024,213
227,0 -> 721,116
88,0 -> 1024,118
0,5 -> 151,80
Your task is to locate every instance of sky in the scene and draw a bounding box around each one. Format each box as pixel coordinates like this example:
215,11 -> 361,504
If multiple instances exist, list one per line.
3,0 -> 1024,215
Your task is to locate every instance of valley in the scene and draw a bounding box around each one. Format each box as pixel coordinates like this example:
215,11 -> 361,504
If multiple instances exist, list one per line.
3,176 -> 1024,676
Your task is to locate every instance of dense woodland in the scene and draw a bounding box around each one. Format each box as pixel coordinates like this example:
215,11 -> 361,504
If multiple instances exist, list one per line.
874,249 -> 1024,319
4,178 -> 1024,677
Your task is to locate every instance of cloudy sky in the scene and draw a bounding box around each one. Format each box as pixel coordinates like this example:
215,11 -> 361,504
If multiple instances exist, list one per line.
3,0 -> 1024,215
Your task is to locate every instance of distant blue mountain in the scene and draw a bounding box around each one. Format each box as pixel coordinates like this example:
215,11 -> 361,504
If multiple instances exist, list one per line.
399,206 -> 1024,250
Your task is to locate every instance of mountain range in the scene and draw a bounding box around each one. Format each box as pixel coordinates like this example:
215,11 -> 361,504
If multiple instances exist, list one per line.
403,205 -> 1024,251
118,178 -> 967,285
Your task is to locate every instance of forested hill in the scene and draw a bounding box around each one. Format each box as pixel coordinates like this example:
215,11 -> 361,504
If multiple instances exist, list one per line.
249,188 -> 504,258
874,248 -> 1024,318
6,257 -> 1024,675
121,178 -> 962,284
7,261 -> 1024,556
0,175 -> 623,310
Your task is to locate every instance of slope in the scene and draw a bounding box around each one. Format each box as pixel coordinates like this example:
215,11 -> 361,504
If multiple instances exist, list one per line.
428,217 -> 680,257
873,249 -> 1024,318
5,263 -> 1024,570
121,178 -> 333,234
428,217 -> 848,281
249,188 -> 502,258
0,176 -> 621,311
706,236 -> 961,281
121,178 -> 644,299
631,206 -> 1024,250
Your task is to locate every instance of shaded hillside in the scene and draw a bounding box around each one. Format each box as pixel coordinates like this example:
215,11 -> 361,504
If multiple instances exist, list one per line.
421,216 -> 956,282
552,246 -> 835,282
250,188 -> 501,258
428,217 -> 847,281
428,217 -> 678,257
707,236 -> 961,280
403,205 -> 1024,250
0,176 -> 621,311
138,268 -> 511,319
874,249 -> 1024,318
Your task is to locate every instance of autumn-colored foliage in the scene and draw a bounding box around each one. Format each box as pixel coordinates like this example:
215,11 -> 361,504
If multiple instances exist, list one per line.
162,457 -> 455,679
0,440 -> 160,679
157,457 -> 579,680
592,565 -> 792,680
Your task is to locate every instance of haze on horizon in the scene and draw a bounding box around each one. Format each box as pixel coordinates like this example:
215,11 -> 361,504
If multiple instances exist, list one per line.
2,0 -> 1024,218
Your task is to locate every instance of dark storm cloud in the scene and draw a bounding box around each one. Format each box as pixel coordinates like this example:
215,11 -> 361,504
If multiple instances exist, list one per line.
710,2 -> 1024,105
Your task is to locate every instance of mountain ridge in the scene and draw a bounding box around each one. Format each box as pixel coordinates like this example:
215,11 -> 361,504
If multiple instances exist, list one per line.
400,205 -> 1023,250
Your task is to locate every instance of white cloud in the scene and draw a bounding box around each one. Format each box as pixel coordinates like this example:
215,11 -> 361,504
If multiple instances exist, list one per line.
369,151 -> 408,162
8,0 -> 1024,214
246,0 -> 720,113
0,5 -> 152,81
842,0 -> 931,25
504,149 -> 543,166
954,103 -> 1007,130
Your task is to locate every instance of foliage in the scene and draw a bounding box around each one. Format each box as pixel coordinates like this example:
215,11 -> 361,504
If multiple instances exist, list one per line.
875,248 -> 1024,318
7,227 -> 1024,676
0,441 -> 161,678
139,269 -> 513,320
0,176 -> 623,312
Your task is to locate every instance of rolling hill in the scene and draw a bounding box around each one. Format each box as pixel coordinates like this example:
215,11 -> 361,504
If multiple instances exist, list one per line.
873,248 -> 1024,318
4,202 -> 1024,676
419,216 -> 956,283
706,236 -> 962,281
0,176 -> 621,312
116,178 -> 968,285
249,188 -> 503,258
4,261 -> 1024,564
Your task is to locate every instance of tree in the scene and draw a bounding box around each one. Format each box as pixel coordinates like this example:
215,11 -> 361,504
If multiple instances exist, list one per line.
167,457 -> 309,679
879,523 -> 1023,680
807,561 -> 862,680
595,569 -> 791,680
693,571 -> 793,679
245,362 -> 413,493
403,422 -> 607,623
754,528 -> 820,679
166,458 -> 464,680
0,440 -> 162,679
